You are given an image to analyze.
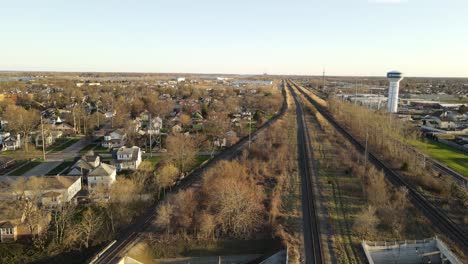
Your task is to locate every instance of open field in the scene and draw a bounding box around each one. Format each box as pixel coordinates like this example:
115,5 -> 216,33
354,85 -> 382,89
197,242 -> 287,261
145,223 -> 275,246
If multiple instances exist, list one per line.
411,139 -> 468,176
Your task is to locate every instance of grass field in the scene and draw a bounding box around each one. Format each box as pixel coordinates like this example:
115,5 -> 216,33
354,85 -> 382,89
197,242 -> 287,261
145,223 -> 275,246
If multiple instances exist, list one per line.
411,139 -> 468,176
142,155 -> 162,167
9,161 -> 42,176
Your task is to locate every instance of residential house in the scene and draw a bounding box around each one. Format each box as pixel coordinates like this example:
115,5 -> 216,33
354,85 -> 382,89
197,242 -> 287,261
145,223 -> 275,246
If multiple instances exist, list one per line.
45,119 -> 75,135
112,146 -> 142,171
0,132 -> 10,140
68,151 -> 117,189
23,176 -> 82,209
0,200 -> 49,242
102,129 -> 127,149
2,134 -> 22,151
35,131 -> 63,148
138,116 -> 163,135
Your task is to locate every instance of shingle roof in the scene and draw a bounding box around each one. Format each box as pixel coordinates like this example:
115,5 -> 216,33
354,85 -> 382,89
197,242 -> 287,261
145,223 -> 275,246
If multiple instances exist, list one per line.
88,163 -> 116,177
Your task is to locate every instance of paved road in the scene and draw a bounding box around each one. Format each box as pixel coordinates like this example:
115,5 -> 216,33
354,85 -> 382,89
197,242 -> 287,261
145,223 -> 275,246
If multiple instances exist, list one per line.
20,138 -> 90,176
46,138 -> 90,160
23,161 -> 62,176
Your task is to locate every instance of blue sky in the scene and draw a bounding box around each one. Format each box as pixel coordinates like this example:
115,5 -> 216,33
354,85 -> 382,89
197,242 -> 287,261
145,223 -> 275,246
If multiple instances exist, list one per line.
1,0 -> 467,77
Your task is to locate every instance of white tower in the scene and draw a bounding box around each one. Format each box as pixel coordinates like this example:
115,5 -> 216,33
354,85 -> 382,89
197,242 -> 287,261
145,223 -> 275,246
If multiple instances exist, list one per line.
386,71 -> 403,113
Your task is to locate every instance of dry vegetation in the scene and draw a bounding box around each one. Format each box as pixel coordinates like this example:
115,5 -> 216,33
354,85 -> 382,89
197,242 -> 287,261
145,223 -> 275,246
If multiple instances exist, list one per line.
147,83 -> 303,261
294,87 -> 435,263
328,97 -> 467,231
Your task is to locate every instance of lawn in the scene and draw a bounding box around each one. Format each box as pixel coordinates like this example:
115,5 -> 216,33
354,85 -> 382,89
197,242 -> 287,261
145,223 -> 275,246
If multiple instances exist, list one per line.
142,155 -> 163,167
49,138 -> 80,152
93,146 -> 110,154
79,143 -> 97,154
9,161 -> 42,176
47,160 -> 75,175
410,139 -> 468,176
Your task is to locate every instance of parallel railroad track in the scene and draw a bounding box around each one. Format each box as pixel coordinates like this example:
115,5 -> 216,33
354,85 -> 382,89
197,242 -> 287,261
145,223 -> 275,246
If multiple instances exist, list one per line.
290,80 -> 468,253
287,80 -> 323,264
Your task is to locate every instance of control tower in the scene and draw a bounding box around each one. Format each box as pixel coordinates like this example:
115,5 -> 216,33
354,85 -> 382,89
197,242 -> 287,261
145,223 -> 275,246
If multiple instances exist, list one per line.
386,71 -> 403,113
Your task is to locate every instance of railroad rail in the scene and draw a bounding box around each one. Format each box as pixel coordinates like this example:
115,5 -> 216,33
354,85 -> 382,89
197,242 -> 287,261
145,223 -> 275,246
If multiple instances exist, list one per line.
304,84 -> 467,188
289,80 -> 468,253
89,81 -> 289,264
287,80 -> 323,263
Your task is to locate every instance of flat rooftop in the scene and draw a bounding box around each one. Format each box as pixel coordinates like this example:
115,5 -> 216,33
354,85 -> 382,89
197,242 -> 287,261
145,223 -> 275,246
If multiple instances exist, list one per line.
362,237 -> 462,264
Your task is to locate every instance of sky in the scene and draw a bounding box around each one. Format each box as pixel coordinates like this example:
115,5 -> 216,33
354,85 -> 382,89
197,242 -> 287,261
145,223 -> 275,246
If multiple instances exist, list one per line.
1,0 -> 468,77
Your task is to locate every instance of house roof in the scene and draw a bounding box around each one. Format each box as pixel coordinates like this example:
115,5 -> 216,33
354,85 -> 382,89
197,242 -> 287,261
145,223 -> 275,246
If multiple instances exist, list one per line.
88,163 -> 116,177
42,191 -> 62,197
105,129 -> 125,137
3,137 -> 17,143
0,200 -> 23,221
73,159 -> 94,171
113,146 -> 140,161
82,151 -> 99,163
0,221 -> 16,228
24,176 -> 81,190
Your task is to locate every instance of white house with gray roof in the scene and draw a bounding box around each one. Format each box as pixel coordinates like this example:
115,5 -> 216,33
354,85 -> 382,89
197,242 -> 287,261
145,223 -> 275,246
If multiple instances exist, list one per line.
68,151 -> 117,189
112,146 -> 142,171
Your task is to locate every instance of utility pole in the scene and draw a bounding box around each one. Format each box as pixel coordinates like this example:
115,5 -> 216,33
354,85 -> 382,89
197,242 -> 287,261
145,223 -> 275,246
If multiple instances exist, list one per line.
96,101 -> 100,128
248,113 -> 252,148
149,112 -> 152,157
364,127 -> 369,169
40,115 -> 46,161
73,104 -> 76,133
322,68 -> 325,91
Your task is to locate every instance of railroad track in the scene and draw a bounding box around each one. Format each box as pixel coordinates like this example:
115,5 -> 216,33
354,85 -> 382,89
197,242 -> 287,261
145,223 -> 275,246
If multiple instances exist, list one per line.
289,80 -> 468,252
304,85 -> 467,189
89,81 -> 289,264
430,159 -> 467,188
287,81 -> 323,264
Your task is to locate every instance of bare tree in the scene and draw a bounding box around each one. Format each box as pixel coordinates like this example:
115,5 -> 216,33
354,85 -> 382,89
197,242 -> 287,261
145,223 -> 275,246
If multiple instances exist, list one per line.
3,105 -> 40,152
153,163 -> 179,196
353,206 -> 379,239
155,202 -> 173,235
166,134 -> 198,173
74,207 -> 102,248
